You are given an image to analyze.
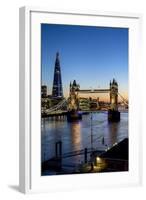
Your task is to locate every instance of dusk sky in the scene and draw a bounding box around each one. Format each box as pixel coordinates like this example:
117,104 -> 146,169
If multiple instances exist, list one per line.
41,24 -> 128,101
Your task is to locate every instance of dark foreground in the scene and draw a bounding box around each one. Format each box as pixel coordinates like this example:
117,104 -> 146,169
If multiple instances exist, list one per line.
42,138 -> 128,175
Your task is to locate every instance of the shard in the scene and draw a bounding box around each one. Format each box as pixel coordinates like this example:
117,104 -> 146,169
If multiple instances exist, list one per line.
52,52 -> 63,98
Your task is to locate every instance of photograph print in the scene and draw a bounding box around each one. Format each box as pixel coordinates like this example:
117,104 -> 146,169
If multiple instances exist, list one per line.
41,23 -> 128,176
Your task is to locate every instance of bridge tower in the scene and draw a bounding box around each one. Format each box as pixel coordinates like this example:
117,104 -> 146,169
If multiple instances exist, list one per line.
108,79 -> 120,122
67,80 -> 82,121
110,79 -> 118,111
68,80 -> 79,111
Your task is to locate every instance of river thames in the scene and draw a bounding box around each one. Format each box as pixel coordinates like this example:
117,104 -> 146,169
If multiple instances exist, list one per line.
41,111 -> 128,175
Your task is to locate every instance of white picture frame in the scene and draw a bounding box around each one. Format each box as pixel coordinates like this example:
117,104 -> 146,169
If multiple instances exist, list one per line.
19,6 -> 142,194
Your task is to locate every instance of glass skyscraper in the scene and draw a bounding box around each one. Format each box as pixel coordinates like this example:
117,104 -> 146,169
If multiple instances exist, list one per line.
52,52 -> 63,98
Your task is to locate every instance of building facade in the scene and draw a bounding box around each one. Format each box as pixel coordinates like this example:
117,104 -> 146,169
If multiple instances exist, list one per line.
41,85 -> 47,97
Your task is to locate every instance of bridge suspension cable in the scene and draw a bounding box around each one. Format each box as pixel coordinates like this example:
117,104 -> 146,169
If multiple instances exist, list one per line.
118,92 -> 128,106
45,99 -> 68,114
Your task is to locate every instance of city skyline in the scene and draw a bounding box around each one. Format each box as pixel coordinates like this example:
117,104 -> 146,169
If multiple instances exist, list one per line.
41,23 -> 128,101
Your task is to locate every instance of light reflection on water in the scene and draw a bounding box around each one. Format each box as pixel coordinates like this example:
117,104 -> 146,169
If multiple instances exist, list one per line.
41,111 -> 128,164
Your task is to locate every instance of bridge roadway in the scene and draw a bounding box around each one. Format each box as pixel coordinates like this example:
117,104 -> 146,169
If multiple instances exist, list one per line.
42,109 -> 111,118
42,110 -> 68,118
77,89 -> 110,93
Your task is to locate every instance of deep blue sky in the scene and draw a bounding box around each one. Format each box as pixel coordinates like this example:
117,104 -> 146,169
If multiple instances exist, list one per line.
41,24 -> 128,100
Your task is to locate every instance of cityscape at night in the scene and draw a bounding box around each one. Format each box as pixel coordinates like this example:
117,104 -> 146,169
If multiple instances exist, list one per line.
41,23 -> 129,176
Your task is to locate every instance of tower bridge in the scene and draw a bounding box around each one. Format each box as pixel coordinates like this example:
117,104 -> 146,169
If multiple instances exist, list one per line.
43,78 -> 128,122
67,79 -> 120,122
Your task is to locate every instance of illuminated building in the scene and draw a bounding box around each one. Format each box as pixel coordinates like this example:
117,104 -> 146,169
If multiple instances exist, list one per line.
52,52 -> 63,98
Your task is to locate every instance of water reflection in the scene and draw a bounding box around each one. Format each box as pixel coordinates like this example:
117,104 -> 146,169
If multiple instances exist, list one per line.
69,122 -> 82,151
41,112 -> 128,163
